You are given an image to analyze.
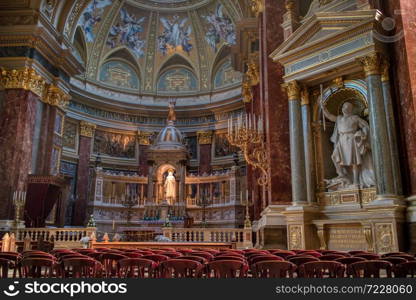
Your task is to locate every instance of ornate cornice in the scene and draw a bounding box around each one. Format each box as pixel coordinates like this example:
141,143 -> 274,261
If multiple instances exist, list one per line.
197,130 -> 213,145
284,81 -> 300,101
43,84 -> 71,110
137,130 -> 153,145
358,52 -> 382,77
79,121 -> 96,138
0,67 -> 46,97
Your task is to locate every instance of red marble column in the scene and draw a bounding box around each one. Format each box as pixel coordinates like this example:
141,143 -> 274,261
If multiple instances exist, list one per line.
138,144 -> 149,176
197,131 -> 212,175
260,0 -> 292,205
72,123 -> 95,226
384,0 -> 416,196
0,89 -> 38,219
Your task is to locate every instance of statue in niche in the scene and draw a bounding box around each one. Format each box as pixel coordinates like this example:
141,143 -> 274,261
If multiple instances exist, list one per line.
323,101 -> 376,191
164,169 -> 176,204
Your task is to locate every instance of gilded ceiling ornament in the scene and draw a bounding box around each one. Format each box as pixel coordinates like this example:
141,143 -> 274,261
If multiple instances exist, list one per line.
80,121 -> 97,138
0,67 -> 46,97
250,0 -> 264,17
197,131 -> 213,145
358,52 -> 382,76
43,84 -> 71,110
137,130 -> 153,145
284,81 -> 300,101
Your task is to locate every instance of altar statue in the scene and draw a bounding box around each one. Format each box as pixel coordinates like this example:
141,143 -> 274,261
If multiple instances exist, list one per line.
164,170 -> 176,203
323,101 -> 376,191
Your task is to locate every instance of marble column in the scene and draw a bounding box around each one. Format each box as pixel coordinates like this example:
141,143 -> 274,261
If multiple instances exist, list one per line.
72,121 -> 96,226
359,53 -> 396,198
197,131 -> 213,175
381,60 -> 402,195
0,67 -> 45,221
137,131 -> 152,176
286,81 -> 308,203
301,88 -> 316,203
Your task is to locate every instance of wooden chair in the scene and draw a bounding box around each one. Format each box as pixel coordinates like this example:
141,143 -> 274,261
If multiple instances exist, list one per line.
180,256 -> 207,264
381,252 -> 408,258
381,257 -> 407,266
62,258 -> 102,278
21,258 -> 55,278
394,261 -> 416,278
123,252 -> 143,258
0,252 -> 21,278
213,256 -> 247,264
319,254 -> 346,261
207,260 -> 247,278
99,253 -> 127,278
86,252 -> 102,259
335,257 -> 366,277
354,254 -> 381,260
389,254 -> 415,261
299,261 -> 345,278
0,258 -> 10,278
286,254 -> 316,260
273,251 -> 297,260
252,261 -> 296,278
118,258 -> 157,278
160,259 -> 203,278
190,252 -> 214,261
160,252 -> 183,258
348,250 -> 369,255
288,256 -> 319,266
296,251 -> 322,258
250,255 -> 283,267
348,260 -> 393,278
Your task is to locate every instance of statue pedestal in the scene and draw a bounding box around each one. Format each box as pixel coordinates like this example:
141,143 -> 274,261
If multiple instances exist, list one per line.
160,202 -> 169,220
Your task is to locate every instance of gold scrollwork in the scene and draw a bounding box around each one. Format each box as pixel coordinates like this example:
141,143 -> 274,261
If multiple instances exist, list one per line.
250,0 -> 264,16
0,67 -> 46,97
137,130 -> 153,145
283,81 -> 300,101
242,79 -> 254,103
375,223 -> 395,253
289,225 -> 303,250
80,121 -> 96,138
43,84 -> 71,109
197,131 -> 213,145
358,52 -> 382,77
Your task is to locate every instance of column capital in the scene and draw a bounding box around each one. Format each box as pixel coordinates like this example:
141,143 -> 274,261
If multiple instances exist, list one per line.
300,87 -> 310,106
358,52 -> 383,76
283,81 -> 300,101
79,121 -> 96,138
0,67 -> 46,97
137,130 -> 153,145
42,84 -> 71,110
381,58 -> 390,82
197,130 -> 213,145
250,0 -> 264,17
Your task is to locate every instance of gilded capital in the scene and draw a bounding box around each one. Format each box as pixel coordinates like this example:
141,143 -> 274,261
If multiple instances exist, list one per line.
246,53 -> 260,86
197,131 -> 213,145
381,58 -> 390,82
43,84 -> 71,110
137,130 -> 153,145
250,0 -> 264,16
300,88 -> 310,106
285,81 -> 300,101
79,121 -> 96,138
359,53 -> 382,76
0,67 -> 46,97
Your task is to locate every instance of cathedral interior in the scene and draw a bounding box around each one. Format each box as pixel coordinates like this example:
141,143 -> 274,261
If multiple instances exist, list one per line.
0,0 -> 416,272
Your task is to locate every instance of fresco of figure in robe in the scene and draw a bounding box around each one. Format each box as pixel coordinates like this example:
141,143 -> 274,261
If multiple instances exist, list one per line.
78,0 -> 112,42
203,4 -> 236,52
158,15 -> 193,55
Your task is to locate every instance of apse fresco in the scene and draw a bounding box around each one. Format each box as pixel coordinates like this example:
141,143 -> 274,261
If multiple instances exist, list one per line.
78,0 -> 112,42
214,59 -> 242,89
214,133 -> 238,157
107,7 -> 146,58
158,15 -> 193,55
203,4 -> 236,51
99,60 -> 139,89
93,130 -> 136,158
157,68 -> 197,92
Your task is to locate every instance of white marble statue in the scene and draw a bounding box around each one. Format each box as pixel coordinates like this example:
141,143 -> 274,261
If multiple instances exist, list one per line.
164,170 -> 176,203
323,101 -> 376,190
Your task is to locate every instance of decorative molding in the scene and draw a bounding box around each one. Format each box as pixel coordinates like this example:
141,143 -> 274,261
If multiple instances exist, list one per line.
358,52 -> 382,77
43,84 -> 71,109
79,121 -> 96,138
197,131 -> 213,145
0,67 -> 46,97
288,224 -> 303,250
137,130 -> 153,145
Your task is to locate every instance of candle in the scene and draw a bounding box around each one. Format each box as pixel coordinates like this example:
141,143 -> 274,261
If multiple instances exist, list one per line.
112,219 -> 115,231
246,189 -> 249,202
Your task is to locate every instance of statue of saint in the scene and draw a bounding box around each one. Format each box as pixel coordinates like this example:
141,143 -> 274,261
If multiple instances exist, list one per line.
164,170 -> 176,204
323,101 -> 376,190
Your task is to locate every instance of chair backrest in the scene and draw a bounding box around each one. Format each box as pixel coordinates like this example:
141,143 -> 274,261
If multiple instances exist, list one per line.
335,257 -> 366,265
0,253 -> 21,262
190,252 -> 214,261
215,252 -> 244,258
118,258 -> 156,278
381,252 -> 407,258
288,256 -> 319,266
213,256 -> 246,264
354,254 -> 381,260
348,260 -> 393,278
299,261 -> 345,278
59,253 -> 87,261
394,261 -> 416,278
86,252 -> 102,259
62,258 -> 101,278
181,256 -> 207,264
100,253 -> 128,277
0,258 -> 9,278
389,255 -> 415,261
161,259 -> 203,278
21,258 -> 55,278
250,256 -> 283,266
319,254 -> 346,261
273,251 -> 297,259
252,261 -> 296,278
160,252 -> 183,258
141,254 -> 170,264
123,252 -> 143,258
348,250 -> 369,255
207,260 -> 247,278
296,251 -> 322,258
381,257 -> 407,266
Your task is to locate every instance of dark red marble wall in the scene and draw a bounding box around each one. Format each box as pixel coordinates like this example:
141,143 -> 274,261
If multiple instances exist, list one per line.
199,144 -> 212,174
138,144 -> 149,176
384,0 -> 416,196
72,135 -> 92,225
260,0 -> 292,205
0,89 -> 37,219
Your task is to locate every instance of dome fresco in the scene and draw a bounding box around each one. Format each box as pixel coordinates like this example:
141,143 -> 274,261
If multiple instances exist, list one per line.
71,0 -> 243,102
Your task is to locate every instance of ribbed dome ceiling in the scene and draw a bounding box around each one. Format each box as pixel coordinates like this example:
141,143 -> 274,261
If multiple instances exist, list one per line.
71,0 -> 243,103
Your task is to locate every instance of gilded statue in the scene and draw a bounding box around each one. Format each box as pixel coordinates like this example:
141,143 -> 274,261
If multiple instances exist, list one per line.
323,102 -> 376,191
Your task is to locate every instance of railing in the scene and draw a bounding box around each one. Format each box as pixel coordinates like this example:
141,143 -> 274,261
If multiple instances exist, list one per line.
13,227 -> 96,249
162,227 -> 253,249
